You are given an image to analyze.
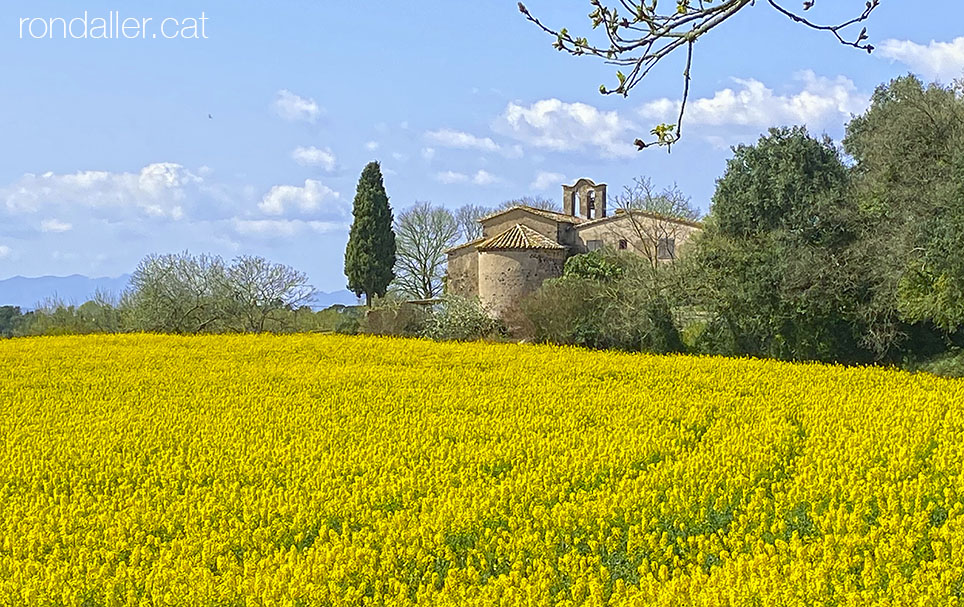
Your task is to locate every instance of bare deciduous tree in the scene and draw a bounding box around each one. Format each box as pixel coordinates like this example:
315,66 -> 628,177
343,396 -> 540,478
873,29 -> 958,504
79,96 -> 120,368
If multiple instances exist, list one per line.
614,176 -> 701,267
394,202 -> 460,299
498,195 -> 561,212
455,204 -> 490,242
518,0 -> 881,149
225,255 -> 316,332
125,252 -> 316,333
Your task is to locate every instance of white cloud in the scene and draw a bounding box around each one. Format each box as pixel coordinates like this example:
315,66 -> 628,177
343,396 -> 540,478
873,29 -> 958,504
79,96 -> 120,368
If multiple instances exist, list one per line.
878,37 -> 964,82
472,170 -> 499,186
496,99 -> 637,158
0,245 -> 10,259
425,129 -> 501,153
530,171 -> 566,192
2,163 -> 201,220
291,146 -> 337,171
436,170 -> 468,185
638,71 -> 868,129
365,141 -> 380,151
392,152 -> 408,162
233,218 -> 345,238
274,90 -> 322,123
259,179 -> 340,216
40,219 -> 73,233
424,129 -> 524,158
422,147 -> 436,161
435,169 -> 501,186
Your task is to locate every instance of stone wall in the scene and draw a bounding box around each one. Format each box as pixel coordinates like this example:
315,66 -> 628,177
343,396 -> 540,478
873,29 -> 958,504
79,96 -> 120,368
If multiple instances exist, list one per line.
574,214 -> 701,260
446,246 -> 479,299
478,249 -> 567,317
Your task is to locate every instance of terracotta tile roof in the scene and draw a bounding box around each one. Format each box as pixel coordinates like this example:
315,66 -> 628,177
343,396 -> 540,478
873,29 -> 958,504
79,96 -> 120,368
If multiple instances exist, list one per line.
444,237 -> 487,255
479,205 -> 584,225
477,224 -> 566,251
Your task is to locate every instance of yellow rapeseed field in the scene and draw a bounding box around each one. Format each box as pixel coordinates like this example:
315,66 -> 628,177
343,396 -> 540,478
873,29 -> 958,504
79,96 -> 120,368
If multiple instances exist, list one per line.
1,334 -> 963,606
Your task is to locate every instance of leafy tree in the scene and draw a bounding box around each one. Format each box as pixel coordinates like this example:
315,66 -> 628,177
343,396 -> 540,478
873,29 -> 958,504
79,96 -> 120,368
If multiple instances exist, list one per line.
345,162 -> 397,306
844,76 -> 964,344
17,292 -> 122,336
394,202 -> 459,299
563,249 -> 625,282
691,127 -> 870,362
0,306 -> 23,338
420,296 -> 503,342
525,249 -> 684,353
519,0 -> 881,148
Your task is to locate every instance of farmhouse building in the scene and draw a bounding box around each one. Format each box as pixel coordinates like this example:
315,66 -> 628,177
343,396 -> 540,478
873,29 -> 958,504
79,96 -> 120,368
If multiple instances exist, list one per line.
446,178 -> 702,317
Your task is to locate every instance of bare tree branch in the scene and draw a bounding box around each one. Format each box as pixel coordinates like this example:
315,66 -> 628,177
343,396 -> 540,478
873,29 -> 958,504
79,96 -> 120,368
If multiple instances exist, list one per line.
394,202 -> 460,299
519,0 -> 882,150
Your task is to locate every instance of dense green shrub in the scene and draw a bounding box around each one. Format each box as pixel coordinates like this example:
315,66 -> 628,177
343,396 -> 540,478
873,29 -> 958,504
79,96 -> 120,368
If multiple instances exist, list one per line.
361,298 -> 430,337
420,296 -> 503,342
524,250 -> 684,354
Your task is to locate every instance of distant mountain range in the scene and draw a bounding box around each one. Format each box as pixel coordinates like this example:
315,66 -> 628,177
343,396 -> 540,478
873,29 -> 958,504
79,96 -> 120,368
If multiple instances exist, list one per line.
0,275 -> 359,311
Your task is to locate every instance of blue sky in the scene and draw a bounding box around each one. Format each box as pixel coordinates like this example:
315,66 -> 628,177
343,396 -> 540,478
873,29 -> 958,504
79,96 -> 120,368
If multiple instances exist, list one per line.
1,1 -> 963,292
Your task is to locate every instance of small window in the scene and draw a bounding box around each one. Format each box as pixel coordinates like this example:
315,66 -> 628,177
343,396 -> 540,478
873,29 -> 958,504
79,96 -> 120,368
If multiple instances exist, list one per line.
587,239 -> 604,251
657,237 -> 676,260
618,239 -> 628,250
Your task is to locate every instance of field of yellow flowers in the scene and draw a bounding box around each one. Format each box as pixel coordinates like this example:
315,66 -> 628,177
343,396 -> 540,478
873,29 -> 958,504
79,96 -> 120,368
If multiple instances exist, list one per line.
1,334 -> 963,606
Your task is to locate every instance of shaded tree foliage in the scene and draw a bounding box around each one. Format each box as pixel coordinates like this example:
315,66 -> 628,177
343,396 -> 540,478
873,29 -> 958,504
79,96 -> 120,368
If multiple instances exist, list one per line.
525,249 -> 684,353
0,306 -> 24,338
844,76 -> 964,344
690,127 -> 871,362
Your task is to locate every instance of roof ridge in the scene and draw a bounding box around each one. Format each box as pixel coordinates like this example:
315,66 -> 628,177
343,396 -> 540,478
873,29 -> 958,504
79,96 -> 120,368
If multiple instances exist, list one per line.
477,223 -> 565,251
577,209 -> 704,229
479,205 -> 583,224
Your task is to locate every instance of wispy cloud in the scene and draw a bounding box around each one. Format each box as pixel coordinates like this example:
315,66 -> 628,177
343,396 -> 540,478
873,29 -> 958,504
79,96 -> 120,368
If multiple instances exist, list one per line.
530,171 -> 565,192
291,146 -> 337,171
232,218 -> 345,239
274,90 -> 322,123
435,169 -> 501,186
878,37 -> 964,82
425,129 -> 500,153
40,219 -> 73,233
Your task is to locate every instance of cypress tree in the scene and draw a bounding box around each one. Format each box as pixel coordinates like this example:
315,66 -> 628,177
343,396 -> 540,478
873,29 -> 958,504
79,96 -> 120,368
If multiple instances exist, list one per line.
345,162 -> 396,306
